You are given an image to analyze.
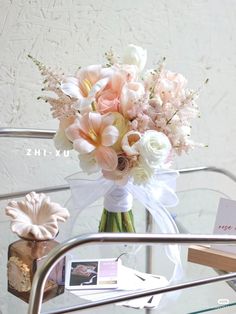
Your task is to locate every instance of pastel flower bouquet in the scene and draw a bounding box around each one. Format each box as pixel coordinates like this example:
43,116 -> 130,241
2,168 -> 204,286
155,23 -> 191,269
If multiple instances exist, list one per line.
30,44 -> 202,234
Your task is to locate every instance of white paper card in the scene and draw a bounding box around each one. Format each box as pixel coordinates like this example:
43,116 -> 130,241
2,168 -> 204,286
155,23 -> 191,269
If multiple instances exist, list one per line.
212,198 -> 236,254
70,265 -> 168,309
65,258 -> 121,290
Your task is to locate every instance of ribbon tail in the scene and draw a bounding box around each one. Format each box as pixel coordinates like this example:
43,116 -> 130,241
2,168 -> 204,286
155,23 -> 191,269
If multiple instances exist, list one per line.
127,181 -> 184,307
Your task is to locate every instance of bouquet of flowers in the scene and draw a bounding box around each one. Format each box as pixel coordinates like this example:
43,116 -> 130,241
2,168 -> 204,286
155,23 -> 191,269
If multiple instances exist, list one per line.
30,44 -> 202,233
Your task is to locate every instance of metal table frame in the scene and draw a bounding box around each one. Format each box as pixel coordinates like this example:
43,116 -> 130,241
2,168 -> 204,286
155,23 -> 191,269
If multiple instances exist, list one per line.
1,127 -> 236,313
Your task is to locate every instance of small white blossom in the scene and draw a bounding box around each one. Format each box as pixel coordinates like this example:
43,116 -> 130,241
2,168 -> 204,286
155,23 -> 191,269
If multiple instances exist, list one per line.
123,44 -> 147,72
79,153 -> 100,174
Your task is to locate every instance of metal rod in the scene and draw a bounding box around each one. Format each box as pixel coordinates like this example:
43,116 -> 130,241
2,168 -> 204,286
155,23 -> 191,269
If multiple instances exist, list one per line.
28,233 -> 236,314
43,271 -> 236,314
145,211 -> 153,314
0,129 -> 235,183
1,166 -> 235,201
0,128 -> 56,139
179,166 -> 236,183
0,184 -> 69,201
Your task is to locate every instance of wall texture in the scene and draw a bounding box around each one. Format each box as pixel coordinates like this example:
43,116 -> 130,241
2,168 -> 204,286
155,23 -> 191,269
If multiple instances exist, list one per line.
0,0 -> 236,313
0,0 -> 236,189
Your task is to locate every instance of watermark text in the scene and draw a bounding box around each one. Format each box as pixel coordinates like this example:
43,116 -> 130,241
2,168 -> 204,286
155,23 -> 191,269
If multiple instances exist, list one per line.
25,148 -> 70,157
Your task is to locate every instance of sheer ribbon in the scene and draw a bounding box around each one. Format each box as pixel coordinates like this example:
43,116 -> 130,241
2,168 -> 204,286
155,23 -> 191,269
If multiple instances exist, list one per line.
66,170 -> 183,296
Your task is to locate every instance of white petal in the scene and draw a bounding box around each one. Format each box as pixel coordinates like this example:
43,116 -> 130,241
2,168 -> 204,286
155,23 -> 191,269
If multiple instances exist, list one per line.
123,44 -> 147,72
101,125 -> 119,146
61,77 -> 81,98
88,77 -> 109,97
73,138 -> 95,154
53,128 -> 73,151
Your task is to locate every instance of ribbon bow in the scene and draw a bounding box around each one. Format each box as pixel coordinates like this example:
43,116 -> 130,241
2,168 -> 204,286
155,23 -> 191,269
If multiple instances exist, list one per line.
66,169 -> 183,287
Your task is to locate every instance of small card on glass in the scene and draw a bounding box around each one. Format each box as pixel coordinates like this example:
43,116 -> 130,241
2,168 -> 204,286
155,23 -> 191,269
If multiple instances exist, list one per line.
212,198 -> 236,254
65,258 -> 121,290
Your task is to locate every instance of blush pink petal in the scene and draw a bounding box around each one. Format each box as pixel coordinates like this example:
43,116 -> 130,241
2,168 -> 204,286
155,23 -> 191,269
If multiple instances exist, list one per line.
110,72 -> 125,94
76,114 -> 91,134
88,112 -> 102,134
95,146 -> 118,171
76,65 -> 102,84
65,120 -> 81,141
101,125 -> 119,146
100,113 -> 115,130
73,138 -> 95,154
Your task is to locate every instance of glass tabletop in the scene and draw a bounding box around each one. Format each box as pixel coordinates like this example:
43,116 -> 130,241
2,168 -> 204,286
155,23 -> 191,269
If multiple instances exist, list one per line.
1,169 -> 236,314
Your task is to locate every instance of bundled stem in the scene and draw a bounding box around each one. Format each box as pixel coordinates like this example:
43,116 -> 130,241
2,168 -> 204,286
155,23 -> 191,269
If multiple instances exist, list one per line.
99,209 -> 135,232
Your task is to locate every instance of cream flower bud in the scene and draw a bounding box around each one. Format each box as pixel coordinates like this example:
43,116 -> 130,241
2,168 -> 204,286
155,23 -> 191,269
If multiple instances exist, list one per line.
138,130 -> 171,168
121,131 -> 141,156
123,44 -> 147,72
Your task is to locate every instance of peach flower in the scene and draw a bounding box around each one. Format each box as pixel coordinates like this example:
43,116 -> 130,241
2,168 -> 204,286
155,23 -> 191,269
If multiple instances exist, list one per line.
61,65 -> 113,112
66,112 -> 119,171
155,70 -> 187,103
120,82 -> 145,119
111,64 -> 138,92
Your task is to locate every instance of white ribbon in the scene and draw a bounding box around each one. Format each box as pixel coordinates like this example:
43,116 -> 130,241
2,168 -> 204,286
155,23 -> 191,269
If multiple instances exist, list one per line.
66,170 -> 183,302
104,186 -> 133,213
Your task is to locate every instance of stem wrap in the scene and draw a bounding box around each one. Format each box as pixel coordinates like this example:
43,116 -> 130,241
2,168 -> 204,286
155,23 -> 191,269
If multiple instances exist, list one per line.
104,186 -> 133,213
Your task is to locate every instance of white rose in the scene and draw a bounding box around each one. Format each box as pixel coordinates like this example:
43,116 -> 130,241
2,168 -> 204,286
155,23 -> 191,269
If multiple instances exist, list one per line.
123,44 -> 147,72
130,160 -> 154,185
138,130 -> 171,168
79,153 -> 100,174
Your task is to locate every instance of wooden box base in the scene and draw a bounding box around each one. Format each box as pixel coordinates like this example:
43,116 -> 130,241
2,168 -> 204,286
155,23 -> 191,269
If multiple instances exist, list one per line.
188,245 -> 236,272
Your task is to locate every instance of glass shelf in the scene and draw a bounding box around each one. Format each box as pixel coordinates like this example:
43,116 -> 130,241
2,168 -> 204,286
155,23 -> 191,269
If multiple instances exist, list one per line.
1,169 -> 236,314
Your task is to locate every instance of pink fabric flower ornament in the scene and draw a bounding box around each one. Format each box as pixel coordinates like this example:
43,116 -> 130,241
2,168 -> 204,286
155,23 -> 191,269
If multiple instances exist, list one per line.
66,112 -> 119,171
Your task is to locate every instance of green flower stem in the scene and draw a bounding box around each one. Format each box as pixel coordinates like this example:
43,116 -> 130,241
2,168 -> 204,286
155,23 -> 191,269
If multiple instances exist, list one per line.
99,208 -> 135,233
114,212 -> 123,232
122,211 -> 136,232
99,208 -> 107,231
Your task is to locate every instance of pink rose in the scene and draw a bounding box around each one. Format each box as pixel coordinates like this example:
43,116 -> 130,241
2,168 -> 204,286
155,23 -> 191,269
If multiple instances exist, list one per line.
97,89 -> 119,114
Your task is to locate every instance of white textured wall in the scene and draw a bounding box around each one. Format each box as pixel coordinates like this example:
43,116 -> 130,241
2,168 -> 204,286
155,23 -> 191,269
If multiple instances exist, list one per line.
1,0 -> 236,313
